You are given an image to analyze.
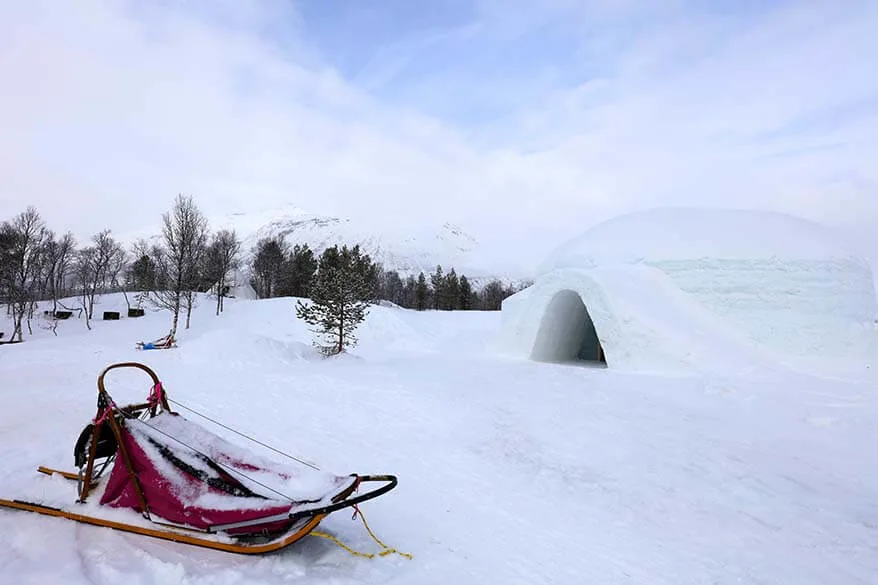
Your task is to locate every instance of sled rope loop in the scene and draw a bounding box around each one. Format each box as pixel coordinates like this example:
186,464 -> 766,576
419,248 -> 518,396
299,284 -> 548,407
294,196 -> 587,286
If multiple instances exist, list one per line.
310,505 -> 413,560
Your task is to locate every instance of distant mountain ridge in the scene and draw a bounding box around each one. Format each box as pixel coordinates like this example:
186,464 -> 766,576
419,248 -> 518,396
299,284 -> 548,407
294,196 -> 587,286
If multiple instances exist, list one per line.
118,203 -> 530,289
207,206 -> 529,289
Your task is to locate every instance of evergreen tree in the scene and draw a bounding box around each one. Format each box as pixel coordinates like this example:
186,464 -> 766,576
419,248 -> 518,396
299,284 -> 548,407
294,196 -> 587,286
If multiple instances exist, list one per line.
415,271 -> 429,311
127,239 -> 156,308
429,265 -> 443,310
458,275 -> 474,310
363,258 -> 381,301
295,244 -> 375,356
480,279 -> 507,311
129,253 -> 157,292
250,237 -> 285,298
402,275 -> 416,308
442,268 -> 460,310
288,243 -> 317,297
379,269 -> 404,306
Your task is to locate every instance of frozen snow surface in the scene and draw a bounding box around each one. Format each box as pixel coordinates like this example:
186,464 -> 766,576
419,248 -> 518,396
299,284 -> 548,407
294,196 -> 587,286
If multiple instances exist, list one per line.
1,291 -> 877,585
504,208 -> 877,374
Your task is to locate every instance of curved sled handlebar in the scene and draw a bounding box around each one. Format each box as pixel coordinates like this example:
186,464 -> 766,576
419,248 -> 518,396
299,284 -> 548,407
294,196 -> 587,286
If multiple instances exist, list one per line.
97,362 -> 169,413
289,475 -> 398,521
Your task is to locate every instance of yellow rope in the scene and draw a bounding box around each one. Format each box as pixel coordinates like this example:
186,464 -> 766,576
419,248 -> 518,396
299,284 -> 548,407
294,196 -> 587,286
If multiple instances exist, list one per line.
310,531 -> 383,559
310,506 -> 413,560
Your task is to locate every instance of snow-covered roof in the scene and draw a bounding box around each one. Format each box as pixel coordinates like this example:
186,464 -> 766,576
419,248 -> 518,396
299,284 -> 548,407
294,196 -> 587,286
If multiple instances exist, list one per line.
538,207 -> 867,275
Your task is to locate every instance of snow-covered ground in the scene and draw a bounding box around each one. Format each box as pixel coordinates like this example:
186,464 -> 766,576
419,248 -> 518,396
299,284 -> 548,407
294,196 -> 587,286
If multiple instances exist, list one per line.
1,293 -> 877,584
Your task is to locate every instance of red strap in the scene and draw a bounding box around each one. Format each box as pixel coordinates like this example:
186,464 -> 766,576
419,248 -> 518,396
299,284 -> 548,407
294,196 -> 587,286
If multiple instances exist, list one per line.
93,397 -> 117,425
148,382 -> 164,408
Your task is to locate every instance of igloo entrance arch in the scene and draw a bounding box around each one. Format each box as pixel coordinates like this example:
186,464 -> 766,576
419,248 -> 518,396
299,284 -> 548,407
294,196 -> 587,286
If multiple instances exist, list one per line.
530,289 -> 606,365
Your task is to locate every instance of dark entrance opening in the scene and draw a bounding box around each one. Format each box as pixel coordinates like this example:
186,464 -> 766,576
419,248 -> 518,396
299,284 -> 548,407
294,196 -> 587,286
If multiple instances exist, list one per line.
530,290 -> 606,365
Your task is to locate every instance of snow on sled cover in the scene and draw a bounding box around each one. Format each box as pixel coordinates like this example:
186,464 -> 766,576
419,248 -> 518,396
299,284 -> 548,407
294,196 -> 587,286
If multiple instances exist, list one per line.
99,412 -> 357,531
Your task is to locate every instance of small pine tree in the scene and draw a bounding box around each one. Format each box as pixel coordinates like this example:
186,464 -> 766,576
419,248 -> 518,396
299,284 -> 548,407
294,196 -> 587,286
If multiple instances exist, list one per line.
295,244 -> 374,356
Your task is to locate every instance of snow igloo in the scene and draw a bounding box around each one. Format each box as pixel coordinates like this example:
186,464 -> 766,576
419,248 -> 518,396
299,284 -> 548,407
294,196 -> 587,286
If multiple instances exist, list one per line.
500,208 -> 877,372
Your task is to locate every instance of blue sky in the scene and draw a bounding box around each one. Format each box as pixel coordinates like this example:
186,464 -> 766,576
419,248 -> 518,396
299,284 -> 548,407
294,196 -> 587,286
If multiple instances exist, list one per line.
0,0 -> 876,271
291,0 -> 787,128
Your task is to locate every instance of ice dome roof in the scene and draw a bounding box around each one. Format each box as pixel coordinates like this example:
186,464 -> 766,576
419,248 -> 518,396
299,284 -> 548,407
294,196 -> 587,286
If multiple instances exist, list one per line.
538,207 -> 867,275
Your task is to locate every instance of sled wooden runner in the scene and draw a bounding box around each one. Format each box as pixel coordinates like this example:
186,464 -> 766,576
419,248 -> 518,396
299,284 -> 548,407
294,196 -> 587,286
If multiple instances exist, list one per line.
0,474 -> 396,554
0,497 -> 326,554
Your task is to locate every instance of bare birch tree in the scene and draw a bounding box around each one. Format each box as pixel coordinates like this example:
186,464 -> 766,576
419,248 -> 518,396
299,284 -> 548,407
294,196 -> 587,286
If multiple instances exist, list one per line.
151,194 -> 208,336
0,226 -> 15,314
74,247 -> 97,330
3,207 -> 47,342
204,229 -> 241,315
75,230 -> 124,327
127,238 -> 156,309
40,231 -> 76,334
105,244 -> 129,310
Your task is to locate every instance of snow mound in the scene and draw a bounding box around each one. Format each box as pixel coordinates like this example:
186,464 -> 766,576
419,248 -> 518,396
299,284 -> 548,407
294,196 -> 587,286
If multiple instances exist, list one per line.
169,295 -> 433,359
353,306 -> 432,353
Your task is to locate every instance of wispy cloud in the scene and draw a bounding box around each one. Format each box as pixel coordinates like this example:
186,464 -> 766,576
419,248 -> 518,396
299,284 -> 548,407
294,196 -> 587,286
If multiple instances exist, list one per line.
0,0 -> 876,272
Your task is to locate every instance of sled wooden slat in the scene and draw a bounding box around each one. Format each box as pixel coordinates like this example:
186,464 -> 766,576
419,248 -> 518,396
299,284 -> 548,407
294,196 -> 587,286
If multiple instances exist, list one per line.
37,466 -> 80,481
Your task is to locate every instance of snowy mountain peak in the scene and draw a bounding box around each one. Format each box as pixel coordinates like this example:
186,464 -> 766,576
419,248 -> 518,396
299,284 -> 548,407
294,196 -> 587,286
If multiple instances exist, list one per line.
242,211 -> 495,280
119,204 -> 524,285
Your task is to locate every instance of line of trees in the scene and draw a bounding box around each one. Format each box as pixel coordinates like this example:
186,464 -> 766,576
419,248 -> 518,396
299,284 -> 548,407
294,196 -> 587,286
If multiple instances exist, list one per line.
2,196 -> 529,345
249,234 -> 527,311
1,196 -> 241,343
290,243 -> 531,356
0,207 -> 131,341
123,195 -> 242,334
